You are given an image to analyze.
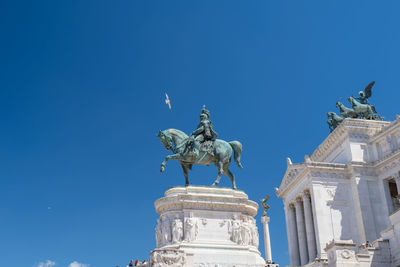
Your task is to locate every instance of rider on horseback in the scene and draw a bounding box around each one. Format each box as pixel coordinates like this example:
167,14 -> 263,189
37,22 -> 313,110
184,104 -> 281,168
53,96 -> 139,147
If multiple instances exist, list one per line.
184,105 -> 218,155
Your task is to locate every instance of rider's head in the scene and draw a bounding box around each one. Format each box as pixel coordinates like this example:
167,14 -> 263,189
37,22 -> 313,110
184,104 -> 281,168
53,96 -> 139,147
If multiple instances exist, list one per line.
358,91 -> 364,97
201,105 -> 210,119
200,113 -> 207,120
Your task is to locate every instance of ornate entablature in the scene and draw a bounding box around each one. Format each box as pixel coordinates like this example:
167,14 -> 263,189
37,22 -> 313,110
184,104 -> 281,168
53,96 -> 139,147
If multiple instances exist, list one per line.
310,118 -> 389,163
276,160 -> 349,198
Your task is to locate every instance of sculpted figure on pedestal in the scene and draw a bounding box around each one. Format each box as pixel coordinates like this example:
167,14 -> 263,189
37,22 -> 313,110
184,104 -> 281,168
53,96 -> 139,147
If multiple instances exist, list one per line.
184,217 -> 198,242
228,217 -> 242,244
250,223 -> 259,248
158,105 -> 243,189
172,218 -> 183,243
260,195 -> 270,216
240,217 -> 251,246
161,217 -> 172,245
155,218 -> 162,247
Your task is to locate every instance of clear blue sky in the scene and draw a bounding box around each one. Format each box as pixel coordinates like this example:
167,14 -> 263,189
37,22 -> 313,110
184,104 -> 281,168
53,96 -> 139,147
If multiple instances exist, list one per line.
1,1 -> 400,266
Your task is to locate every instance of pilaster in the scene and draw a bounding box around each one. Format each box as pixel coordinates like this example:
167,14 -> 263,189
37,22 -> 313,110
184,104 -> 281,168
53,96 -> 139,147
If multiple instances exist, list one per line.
303,191 -> 317,262
295,197 -> 309,265
287,203 -> 300,266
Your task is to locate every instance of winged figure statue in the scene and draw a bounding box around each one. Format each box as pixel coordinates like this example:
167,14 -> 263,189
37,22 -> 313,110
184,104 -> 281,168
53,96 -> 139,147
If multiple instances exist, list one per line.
261,195 -> 271,216
355,81 -> 377,113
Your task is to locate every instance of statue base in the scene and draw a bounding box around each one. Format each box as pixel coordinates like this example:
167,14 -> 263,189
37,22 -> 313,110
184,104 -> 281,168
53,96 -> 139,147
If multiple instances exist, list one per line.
151,186 -> 266,267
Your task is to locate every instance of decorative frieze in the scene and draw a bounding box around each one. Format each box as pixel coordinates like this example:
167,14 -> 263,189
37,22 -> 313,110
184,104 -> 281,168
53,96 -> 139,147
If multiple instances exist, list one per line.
150,249 -> 186,267
310,119 -> 388,162
310,171 -> 346,179
227,215 -> 259,247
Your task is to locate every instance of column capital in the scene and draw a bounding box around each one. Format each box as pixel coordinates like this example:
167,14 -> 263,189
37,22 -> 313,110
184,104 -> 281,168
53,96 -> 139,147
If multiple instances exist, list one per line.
302,190 -> 311,199
261,216 -> 270,224
295,195 -> 303,204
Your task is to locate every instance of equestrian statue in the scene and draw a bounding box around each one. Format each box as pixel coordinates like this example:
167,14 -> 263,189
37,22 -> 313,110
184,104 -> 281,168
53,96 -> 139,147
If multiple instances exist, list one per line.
158,105 -> 243,189
327,81 -> 383,132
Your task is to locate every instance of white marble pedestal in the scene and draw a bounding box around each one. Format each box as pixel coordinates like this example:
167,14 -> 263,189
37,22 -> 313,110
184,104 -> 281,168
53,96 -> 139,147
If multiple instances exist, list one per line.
150,186 -> 266,267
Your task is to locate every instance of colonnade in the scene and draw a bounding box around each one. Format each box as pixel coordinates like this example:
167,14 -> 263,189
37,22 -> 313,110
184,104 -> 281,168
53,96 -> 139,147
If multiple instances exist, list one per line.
286,191 -> 317,266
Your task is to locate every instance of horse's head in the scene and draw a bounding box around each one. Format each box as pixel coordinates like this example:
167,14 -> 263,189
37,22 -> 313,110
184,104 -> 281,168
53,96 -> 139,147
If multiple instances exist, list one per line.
327,112 -> 334,118
348,96 -> 355,105
158,130 -> 173,151
336,101 -> 342,108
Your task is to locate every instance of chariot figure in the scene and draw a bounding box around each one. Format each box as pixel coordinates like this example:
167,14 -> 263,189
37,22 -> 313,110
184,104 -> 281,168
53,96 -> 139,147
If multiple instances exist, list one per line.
355,81 -> 374,104
353,81 -> 379,113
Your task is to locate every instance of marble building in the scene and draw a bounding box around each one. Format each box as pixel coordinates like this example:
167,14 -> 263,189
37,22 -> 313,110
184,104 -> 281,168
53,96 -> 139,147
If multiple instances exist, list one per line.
276,117 -> 400,267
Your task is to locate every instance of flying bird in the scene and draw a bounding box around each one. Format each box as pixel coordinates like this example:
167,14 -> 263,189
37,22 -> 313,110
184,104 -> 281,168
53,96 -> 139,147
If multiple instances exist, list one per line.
165,93 -> 171,110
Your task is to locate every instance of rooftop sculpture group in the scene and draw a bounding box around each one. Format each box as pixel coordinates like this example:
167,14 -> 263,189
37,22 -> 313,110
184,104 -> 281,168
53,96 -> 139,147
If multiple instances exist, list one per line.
327,81 -> 384,132
157,106 -> 243,189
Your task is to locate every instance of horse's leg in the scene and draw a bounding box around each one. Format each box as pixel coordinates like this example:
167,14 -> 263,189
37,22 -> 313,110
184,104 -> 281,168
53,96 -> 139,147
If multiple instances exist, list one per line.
223,163 -> 237,190
160,153 -> 183,173
181,163 -> 189,186
211,160 -> 223,186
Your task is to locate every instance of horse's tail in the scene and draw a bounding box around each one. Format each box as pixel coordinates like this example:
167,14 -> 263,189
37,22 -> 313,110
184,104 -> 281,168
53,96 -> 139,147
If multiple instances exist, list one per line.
229,141 -> 243,168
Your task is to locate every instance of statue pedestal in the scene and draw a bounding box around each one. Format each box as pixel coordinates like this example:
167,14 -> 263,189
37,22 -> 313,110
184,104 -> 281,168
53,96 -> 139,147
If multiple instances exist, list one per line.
151,186 -> 266,267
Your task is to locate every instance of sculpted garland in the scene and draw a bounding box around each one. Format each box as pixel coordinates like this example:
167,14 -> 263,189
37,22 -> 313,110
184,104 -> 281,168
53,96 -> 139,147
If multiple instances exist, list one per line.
158,105 -> 243,189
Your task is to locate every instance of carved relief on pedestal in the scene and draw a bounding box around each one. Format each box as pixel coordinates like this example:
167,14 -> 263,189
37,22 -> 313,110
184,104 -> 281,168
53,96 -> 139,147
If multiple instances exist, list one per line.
172,218 -> 183,244
250,223 -> 259,248
184,217 -> 198,242
228,215 -> 258,247
156,218 -> 163,247
228,216 -> 242,244
240,216 -> 251,246
150,249 -> 186,267
160,216 -> 172,246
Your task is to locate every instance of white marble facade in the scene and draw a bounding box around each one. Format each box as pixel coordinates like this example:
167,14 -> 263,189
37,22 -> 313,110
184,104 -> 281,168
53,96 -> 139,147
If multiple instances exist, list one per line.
276,117 -> 400,267
151,186 -> 266,267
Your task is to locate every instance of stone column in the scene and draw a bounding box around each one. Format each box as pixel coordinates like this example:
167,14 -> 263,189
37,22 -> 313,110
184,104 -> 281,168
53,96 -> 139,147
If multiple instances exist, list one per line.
295,197 -> 309,265
302,191 -> 317,262
261,215 -> 272,263
287,203 -> 300,266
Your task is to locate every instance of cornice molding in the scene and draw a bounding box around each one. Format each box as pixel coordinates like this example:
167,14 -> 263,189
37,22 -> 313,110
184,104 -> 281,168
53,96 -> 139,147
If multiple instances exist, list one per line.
369,115 -> 400,143
277,161 -> 348,197
310,118 -> 389,162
